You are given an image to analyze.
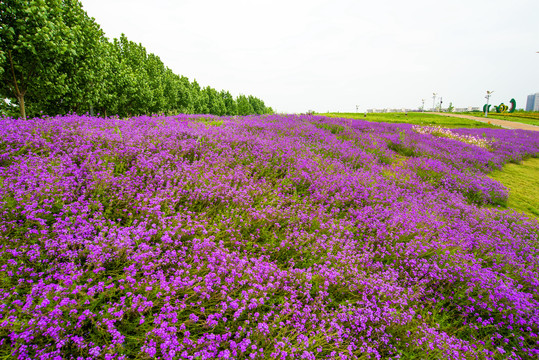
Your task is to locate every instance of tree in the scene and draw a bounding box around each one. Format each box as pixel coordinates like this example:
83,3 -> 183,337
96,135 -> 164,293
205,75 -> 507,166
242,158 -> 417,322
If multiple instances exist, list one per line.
145,53 -> 166,114
236,94 -> 254,115
220,90 -> 236,115
0,1 -> 274,118
175,75 -> 193,113
204,86 -> 225,116
248,95 -> 266,115
34,0 -> 107,115
161,68 -> 179,113
0,0 -> 78,118
108,35 -> 153,116
190,80 -> 208,114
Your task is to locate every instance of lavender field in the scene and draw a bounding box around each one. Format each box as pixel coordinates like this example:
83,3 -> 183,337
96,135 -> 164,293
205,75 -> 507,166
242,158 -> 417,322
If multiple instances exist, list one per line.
1,114 -> 539,360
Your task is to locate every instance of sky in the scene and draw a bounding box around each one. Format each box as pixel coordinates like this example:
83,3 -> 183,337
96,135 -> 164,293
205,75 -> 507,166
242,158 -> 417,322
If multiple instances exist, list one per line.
82,0 -> 539,113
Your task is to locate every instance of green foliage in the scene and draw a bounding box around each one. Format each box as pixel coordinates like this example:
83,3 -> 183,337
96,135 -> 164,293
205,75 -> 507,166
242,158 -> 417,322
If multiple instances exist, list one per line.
0,98 -> 18,117
34,0 -> 108,116
0,0 -> 78,118
220,90 -> 237,115
509,98 -> 516,113
388,142 -> 419,157
248,95 -> 266,115
0,1 -> 272,118
236,94 -> 254,116
315,122 -> 345,135
204,86 -> 226,116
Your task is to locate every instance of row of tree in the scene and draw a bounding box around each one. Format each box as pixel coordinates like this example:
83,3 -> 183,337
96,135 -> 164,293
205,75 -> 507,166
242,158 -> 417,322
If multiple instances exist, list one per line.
0,0 -> 273,118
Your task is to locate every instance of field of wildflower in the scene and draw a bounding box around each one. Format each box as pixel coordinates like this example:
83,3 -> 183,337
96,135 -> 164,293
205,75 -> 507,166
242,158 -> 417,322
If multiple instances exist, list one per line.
1,114 -> 538,360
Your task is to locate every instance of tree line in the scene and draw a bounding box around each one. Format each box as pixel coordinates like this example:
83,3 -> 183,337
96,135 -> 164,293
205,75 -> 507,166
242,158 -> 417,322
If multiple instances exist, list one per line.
0,0 -> 273,118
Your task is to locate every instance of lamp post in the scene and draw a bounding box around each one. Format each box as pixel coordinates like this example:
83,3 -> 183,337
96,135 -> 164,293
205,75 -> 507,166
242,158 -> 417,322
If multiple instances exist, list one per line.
485,91 -> 494,117
432,93 -> 437,111
356,105 -> 359,113
421,99 -> 425,112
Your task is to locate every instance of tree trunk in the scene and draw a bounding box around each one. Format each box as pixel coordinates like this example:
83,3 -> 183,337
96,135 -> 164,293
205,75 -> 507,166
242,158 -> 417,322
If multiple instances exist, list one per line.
18,94 -> 26,119
8,50 -> 27,119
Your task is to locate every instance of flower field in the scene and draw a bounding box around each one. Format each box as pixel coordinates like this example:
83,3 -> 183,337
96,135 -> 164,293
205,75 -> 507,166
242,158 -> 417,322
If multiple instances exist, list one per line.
1,114 -> 539,359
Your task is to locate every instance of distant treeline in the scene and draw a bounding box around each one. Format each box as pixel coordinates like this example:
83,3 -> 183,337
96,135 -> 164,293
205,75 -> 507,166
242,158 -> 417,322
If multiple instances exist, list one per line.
0,0 -> 273,118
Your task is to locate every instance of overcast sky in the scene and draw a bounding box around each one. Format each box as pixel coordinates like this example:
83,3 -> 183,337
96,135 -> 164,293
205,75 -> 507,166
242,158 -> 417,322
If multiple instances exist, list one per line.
82,0 -> 539,113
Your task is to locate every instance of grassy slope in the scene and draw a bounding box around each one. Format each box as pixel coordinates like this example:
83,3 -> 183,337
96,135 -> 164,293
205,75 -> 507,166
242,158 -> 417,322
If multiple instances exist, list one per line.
318,112 -> 502,128
489,157 -> 539,219
458,111 -> 539,126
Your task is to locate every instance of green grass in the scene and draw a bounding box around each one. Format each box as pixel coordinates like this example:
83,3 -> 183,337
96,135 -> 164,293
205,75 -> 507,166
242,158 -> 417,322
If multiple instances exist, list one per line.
318,112 -> 502,129
488,157 -> 539,219
458,111 -> 539,127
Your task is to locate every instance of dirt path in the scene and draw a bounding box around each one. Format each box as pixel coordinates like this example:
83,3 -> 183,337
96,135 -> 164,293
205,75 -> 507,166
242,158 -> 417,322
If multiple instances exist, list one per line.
425,112 -> 539,132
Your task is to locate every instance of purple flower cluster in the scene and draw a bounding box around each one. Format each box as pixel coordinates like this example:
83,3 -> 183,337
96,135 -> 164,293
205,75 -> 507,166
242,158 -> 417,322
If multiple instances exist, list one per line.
0,114 -> 538,359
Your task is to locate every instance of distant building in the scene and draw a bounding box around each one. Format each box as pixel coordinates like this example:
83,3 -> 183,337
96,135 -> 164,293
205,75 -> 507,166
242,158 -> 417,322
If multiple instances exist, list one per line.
367,108 -> 419,113
453,107 -> 480,112
366,107 -> 479,113
526,93 -> 539,111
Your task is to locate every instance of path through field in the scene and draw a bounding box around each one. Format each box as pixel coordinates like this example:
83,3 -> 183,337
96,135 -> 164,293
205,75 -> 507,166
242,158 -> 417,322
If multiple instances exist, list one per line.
426,112 -> 539,131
